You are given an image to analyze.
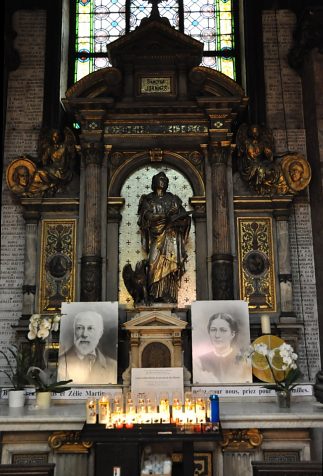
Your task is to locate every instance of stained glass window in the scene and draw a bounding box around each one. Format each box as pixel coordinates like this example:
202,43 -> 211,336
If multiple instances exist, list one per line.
74,0 -> 237,82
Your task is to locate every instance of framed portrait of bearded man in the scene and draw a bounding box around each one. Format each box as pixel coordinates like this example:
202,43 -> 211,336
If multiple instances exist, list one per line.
58,301 -> 118,385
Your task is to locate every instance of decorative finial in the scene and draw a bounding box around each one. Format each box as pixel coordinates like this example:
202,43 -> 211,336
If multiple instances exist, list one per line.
147,0 -> 162,19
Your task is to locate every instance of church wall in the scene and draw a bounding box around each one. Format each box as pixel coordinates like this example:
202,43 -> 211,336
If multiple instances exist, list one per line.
0,9 -> 46,384
301,47 -> 323,364
1,5 -> 322,384
313,52 -> 323,184
262,9 -> 321,379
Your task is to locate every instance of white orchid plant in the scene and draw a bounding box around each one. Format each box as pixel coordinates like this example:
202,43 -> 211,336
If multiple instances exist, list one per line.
26,366 -> 72,393
27,313 -> 60,341
26,313 -> 72,392
245,342 -> 302,393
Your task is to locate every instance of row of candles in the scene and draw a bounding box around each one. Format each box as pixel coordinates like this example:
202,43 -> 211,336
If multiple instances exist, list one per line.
86,391 -> 218,427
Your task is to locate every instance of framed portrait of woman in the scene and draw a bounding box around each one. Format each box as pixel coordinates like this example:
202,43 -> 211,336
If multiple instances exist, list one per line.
191,301 -> 252,384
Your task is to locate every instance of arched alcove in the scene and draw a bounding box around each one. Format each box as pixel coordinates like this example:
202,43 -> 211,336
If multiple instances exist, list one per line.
141,342 -> 171,368
118,163 -> 197,308
108,150 -> 205,198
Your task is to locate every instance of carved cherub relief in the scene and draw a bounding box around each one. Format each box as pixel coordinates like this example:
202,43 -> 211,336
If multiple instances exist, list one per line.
6,127 -> 77,198
236,123 -> 311,195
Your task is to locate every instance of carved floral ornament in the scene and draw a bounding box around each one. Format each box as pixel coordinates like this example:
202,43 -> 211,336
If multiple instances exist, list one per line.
48,431 -> 92,453
221,428 -> 263,451
236,123 -> 311,196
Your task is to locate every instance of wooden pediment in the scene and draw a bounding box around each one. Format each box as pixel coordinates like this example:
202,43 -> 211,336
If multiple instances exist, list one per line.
107,19 -> 203,69
123,311 -> 187,332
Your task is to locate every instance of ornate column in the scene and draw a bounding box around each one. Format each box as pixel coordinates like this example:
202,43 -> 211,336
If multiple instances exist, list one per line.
275,209 -> 301,348
131,334 -> 140,368
172,331 -> 183,367
21,209 -> 40,317
49,431 -> 93,476
101,145 -> 112,300
189,196 -> 207,300
274,210 -> 296,321
106,198 -> 124,302
221,429 -> 263,476
80,141 -> 103,301
208,141 -> 234,300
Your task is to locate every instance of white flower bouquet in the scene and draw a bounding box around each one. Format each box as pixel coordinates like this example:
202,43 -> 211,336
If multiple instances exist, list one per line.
27,313 -> 61,371
245,342 -> 301,393
28,314 -> 60,341
26,313 -> 72,393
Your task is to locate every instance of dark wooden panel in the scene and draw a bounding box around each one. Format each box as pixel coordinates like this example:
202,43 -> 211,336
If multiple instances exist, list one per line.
0,464 -> 55,476
252,461 -> 322,475
95,442 -> 139,476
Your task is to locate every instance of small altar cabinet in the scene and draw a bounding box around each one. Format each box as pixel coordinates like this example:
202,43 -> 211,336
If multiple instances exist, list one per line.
80,423 -> 222,476
122,309 -> 188,386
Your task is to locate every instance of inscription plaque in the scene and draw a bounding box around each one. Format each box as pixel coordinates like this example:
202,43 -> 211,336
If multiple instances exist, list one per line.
140,77 -> 172,94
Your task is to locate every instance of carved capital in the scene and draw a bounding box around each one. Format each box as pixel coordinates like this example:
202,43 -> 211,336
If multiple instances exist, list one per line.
130,335 -> 140,347
189,196 -> 206,218
211,256 -> 234,300
273,210 -> 291,221
221,428 -> 263,451
81,142 -> 103,166
107,197 -> 125,222
278,273 -> 292,284
208,143 -> 231,166
22,210 -> 41,224
104,144 -> 113,161
48,431 -> 92,453
81,256 -> 102,302
22,285 -> 36,295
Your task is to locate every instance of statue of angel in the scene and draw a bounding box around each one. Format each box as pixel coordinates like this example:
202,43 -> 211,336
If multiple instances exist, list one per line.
7,128 -> 77,198
35,127 -> 76,192
236,123 -> 280,194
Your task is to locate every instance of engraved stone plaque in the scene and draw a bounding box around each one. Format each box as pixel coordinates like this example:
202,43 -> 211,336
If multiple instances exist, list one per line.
140,77 -> 172,94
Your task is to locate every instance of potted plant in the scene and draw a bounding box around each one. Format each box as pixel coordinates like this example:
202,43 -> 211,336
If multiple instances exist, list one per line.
27,366 -> 72,408
246,342 -> 301,408
0,345 -> 31,408
27,313 -> 61,368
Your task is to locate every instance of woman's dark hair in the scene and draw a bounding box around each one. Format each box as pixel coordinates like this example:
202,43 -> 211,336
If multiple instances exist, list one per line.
207,313 -> 239,337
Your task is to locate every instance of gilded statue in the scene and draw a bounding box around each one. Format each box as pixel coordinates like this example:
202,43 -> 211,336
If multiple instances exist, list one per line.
123,171 -> 191,305
279,154 -> 311,193
6,127 -> 77,198
236,123 -> 311,195
122,259 -> 149,305
6,158 -> 35,197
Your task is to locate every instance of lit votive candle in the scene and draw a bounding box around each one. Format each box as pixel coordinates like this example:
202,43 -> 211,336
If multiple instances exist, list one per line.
261,314 -> 271,334
98,395 -> 110,424
86,398 -> 97,424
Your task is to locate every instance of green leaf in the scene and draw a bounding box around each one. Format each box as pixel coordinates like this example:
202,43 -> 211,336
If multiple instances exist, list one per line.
0,350 -> 14,375
0,369 -> 14,387
262,383 -> 284,391
48,386 -> 72,394
284,368 -> 301,387
0,346 -> 31,389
